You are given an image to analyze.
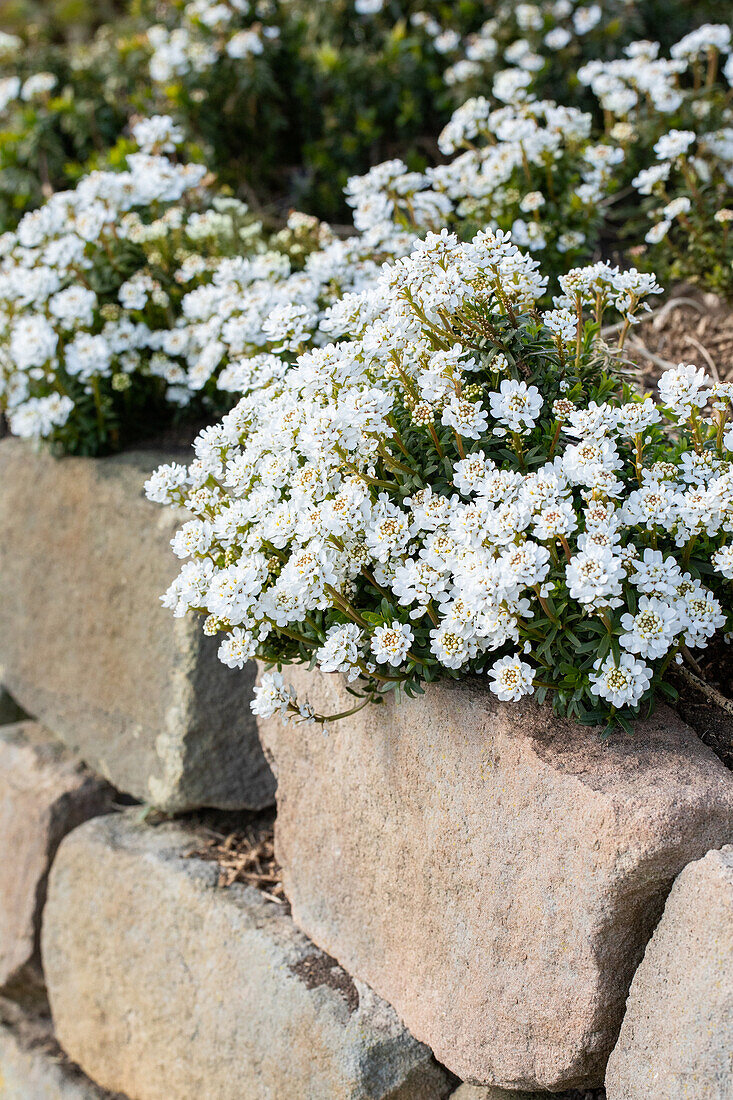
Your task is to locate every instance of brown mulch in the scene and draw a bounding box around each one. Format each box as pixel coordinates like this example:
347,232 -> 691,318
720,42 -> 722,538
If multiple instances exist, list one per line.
186,812 -> 286,904
625,286 -> 733,391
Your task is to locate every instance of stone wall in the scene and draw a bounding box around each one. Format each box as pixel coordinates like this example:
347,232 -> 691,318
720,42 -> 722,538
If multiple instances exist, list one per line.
0,439 -> 274,813
0,443 -> 731,1098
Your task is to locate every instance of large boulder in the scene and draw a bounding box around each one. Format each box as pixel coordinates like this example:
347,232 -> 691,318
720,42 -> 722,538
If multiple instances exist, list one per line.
606,845 -> 733,1099
0,438 -> 274,812
0,721 -> 115,1001
257,667 -> 733,1091
42,812 -> 452,1100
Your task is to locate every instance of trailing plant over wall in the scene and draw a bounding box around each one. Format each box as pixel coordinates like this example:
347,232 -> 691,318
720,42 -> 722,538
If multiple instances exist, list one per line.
147,230 -> 733,731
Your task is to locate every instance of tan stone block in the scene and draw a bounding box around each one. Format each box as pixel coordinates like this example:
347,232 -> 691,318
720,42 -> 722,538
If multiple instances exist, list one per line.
0,721 -> 114,999
0,999 -> 124,1098
42,812 -> 452,1100
0,438 -> 274,812
606,845 -> 733,1099
257,667 -> 733,1091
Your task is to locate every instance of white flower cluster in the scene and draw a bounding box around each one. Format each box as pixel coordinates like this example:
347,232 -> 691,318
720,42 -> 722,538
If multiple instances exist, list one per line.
149,230 -> 732,728
146,0 -> 281,84
341,21 -> 733,286
443,0 -> 623,95
0,121 -> 408,447
345,96 -> 607,264
2,7 -> 731,458
0,143 -> 215,442
578,28 -> 733,255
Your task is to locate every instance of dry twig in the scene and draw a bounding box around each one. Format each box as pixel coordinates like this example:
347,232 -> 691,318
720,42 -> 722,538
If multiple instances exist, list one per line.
681,334 -> 719,380
677,666 -> 733,718
188,825 -> 285,900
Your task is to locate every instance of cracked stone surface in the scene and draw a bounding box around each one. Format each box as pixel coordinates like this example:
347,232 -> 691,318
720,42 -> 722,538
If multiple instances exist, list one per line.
42,812 -> 452,1100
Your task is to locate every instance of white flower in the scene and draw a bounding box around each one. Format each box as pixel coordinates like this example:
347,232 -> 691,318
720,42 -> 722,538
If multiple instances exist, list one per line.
628,550 -> 684,599
616,398 -> 661,436
7,394 -> 73,438
681,585 -> 726,648
544,308 -> 577,343
250,671 -> 295,719
589,654 -> 652,708
645,221 -> 670,245
488,655 -> 535,701
316,624 -> 364,679
619,597 -> 681,659
20,72 -> 56,101
573,5 -> 602,34
663,196 -> 691,220
545,27 -> 571,50
633,164 -> 671,195
430,622 -> 475,668
658,363 -> 710,415
489,379 -> 543,433
653,130 -> 695,161
441,395 -> 489,439
10,315 -> 57,370
566,549 -> 624,608
218,628 -> 257,669
370,621 -> 414,666
226,29 -> 265,57
712,545 -> 733,580
131,115 -> 184,153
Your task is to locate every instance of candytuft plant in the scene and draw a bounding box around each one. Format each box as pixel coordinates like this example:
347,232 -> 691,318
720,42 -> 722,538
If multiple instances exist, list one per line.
148,229 -> 733,732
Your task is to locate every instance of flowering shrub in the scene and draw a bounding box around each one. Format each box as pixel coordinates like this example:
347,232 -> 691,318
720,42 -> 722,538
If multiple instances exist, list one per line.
127,0 -> 496,220
345,97 -> 617,273
0,24 -> 144,233
148,229 -> 733,731
0,111 -> 426,454
579,26 -> 733,295
442,0 -> 641,105
0,127 -> 270,454
346,21 -> 733,295
2,5 -> 732,463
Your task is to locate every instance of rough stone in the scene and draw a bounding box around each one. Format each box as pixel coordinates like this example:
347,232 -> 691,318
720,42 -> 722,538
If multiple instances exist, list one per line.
0,721 -> 115,1000
0,999 -> 124,1099
42,812 -> 452,1100
0,438 -> 274,812
605,845 -> 733,1099
257,667 -> 733,1091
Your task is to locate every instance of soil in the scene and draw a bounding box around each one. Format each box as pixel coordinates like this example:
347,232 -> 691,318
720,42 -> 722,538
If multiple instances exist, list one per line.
626,286 -> 733,391
670,636 -> 733,771
289,953 -> 360,1014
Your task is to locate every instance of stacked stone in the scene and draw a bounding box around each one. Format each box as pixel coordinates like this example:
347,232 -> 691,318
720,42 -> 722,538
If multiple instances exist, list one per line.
0,440 -> 451,1098
256,667 -> 733,1097
0,439 -> 274,813
0,438 -> 732,1097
